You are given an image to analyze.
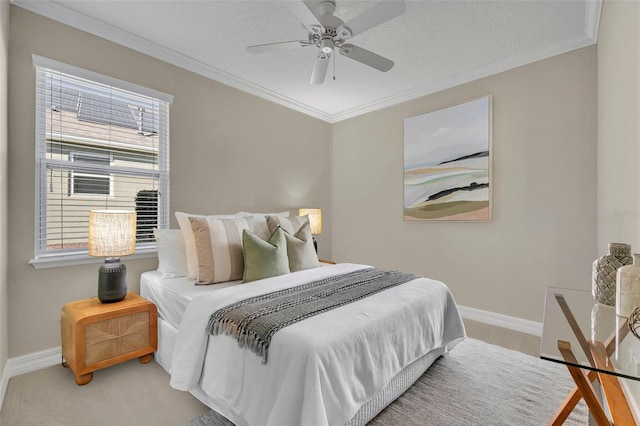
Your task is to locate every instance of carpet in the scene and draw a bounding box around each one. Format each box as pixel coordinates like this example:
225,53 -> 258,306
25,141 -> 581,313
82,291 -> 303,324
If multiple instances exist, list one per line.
185,338 -> 589,426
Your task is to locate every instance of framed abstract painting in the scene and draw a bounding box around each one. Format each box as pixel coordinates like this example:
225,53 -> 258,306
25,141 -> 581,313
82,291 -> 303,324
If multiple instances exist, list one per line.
403,96 -> 492,221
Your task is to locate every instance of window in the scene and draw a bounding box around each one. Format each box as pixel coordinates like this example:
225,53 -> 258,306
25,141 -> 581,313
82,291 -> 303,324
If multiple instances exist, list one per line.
69,152 -> 113,196
32,55 -> 172,263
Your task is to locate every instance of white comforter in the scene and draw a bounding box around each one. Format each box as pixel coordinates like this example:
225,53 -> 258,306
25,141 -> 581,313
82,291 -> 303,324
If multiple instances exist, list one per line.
170,263 -> 465,426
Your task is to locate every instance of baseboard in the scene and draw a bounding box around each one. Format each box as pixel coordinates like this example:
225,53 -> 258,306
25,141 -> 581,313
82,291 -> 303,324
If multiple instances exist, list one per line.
4,346 -> 61,379
458,305 -> 543,337
0,346 -> 61,414
0,360 -> 8,413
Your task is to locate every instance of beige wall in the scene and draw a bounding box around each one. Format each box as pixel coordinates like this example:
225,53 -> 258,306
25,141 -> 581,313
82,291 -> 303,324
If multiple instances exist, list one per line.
597,0 -> 640,408
7,7 -> 332,357
0,0 -> 9,382
332,46 -> 597,322
597,0 -> 640,253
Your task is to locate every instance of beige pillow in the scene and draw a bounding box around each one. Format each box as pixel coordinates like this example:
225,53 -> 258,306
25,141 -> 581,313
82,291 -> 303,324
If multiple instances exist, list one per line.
242,227 -> 290,283
236,211 -> 289,240
188,216 -> 252,284
266,215 -> 309,235
282,222 -> 320,272
175,211 -> 241,279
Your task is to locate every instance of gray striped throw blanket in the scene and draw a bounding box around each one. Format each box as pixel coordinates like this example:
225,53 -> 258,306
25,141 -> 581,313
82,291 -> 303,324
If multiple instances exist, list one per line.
207,268 -> 418,363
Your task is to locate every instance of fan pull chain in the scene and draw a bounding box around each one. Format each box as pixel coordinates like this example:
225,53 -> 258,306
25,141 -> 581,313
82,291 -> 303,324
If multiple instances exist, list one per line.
333,52 -> 336,81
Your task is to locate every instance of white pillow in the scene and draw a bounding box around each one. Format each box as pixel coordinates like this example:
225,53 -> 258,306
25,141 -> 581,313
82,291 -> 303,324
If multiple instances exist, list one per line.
153,228 -> 188,278
175,211 -> 241,279
235,211 -> 289,241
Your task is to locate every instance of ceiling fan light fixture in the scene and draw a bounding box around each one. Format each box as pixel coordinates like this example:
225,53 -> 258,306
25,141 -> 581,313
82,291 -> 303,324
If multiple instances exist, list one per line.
320,38 -> 334,54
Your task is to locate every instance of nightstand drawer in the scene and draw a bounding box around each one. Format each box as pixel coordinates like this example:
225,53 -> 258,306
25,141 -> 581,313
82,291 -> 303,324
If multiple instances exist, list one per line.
85,311 -> 150,365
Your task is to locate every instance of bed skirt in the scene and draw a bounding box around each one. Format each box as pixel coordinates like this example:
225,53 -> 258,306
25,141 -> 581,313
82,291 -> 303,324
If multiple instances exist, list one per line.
155,317 -> 446,425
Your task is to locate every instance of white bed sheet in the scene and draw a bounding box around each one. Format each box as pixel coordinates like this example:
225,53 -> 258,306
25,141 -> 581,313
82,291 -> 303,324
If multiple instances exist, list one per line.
140,271 -> 240,329
169,263 -> 466,426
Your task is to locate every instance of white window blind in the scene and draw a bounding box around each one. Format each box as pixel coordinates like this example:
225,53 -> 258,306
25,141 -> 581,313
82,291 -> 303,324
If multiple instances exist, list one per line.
33,56 -> 171,261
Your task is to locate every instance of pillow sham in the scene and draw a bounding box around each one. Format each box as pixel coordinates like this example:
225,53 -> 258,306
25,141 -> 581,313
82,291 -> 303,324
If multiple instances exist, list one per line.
236,211 -> 289,241
266,214 -> 308,235
188,216 -> 253,285
153,228 -> 188,278
175,211 -> 241,279
242,226 -> 290,283
282,222 -> 321,272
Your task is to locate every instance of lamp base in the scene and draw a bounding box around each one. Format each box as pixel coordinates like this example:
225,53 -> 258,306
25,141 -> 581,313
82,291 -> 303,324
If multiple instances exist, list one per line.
98,258 -> 127,303
313,236 -> 318,253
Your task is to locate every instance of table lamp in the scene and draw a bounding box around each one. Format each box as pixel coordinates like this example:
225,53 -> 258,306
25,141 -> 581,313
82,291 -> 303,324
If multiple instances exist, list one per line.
298,208 -> 322,252
88,210 -> 136,303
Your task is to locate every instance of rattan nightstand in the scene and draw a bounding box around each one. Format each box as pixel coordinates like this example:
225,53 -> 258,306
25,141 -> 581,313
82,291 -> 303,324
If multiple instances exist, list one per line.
60,292 -> 157,385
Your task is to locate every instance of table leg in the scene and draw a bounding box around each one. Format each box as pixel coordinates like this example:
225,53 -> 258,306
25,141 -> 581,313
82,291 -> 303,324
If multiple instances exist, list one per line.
548,370 -> 598,426
590,341 -> 636,426
557,340 -> 611,426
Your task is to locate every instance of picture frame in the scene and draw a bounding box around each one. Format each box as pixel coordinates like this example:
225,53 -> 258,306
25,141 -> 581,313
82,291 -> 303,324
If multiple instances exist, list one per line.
403,95 -> 492,221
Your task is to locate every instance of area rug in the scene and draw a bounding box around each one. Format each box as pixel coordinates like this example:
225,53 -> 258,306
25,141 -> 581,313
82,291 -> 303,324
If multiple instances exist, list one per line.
185,338 -> 589,426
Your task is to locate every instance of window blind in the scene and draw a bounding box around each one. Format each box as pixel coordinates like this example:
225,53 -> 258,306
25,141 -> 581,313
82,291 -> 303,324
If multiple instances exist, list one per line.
33,58 -> 171,260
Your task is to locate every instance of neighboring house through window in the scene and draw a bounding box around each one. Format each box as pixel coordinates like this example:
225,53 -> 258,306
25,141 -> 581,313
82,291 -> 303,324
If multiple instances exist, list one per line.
69,152 -> 113,196
31,55 -> 173,265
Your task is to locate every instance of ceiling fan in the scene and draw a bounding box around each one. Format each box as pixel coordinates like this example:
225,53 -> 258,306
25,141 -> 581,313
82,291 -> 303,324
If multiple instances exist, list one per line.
246,0 -> 406,85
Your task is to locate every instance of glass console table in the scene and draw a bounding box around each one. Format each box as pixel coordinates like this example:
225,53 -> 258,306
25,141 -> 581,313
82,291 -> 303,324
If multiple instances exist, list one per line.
541,287 -> 640,426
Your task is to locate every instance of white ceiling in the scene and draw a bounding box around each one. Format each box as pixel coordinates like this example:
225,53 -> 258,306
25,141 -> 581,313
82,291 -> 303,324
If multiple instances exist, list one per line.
13,0 -> 601,123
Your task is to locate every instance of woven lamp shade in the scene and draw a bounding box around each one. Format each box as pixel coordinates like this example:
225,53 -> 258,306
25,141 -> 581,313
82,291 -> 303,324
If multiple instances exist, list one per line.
298,208 -> 322,235
88,210 -> 136,257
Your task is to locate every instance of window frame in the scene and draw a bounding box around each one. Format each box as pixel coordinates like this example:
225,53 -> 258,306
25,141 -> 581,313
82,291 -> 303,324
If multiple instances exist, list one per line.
30,55 -> 173,268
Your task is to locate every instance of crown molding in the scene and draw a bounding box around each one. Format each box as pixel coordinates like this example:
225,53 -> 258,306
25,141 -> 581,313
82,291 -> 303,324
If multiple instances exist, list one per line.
11,0 -> 334,122
585,0 -> 603,42
330,32 -> 596,123
12,0 -> 600,124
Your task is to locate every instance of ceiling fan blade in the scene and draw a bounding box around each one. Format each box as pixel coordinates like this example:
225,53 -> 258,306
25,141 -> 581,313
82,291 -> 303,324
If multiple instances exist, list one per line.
310,54 -> 330,85
339,44 -> 394,72
286,1 -> 324,34
337,1 -> 406,38
246,40 -> 312,54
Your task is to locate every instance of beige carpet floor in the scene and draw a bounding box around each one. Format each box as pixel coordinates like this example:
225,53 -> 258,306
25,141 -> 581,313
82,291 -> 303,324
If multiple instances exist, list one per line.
0,358 -> 210,425
0,320 -> 542,425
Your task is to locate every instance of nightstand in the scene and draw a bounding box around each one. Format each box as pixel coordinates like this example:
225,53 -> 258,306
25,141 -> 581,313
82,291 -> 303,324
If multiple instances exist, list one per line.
60,292 -> 157,385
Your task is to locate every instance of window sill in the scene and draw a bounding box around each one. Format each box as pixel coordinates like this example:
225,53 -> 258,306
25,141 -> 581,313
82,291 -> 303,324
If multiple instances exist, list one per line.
29,250 -> 158,269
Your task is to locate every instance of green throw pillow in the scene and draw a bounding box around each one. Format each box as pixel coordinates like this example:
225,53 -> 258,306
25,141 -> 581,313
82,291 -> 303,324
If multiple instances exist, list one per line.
283,221 -> 321,272
242,226 -> 290,283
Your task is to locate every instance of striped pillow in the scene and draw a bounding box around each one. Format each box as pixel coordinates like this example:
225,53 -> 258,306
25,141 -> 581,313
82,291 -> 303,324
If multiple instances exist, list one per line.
175,211 -> 241,279
266,215 -> 308,235
188,216 -> 253,284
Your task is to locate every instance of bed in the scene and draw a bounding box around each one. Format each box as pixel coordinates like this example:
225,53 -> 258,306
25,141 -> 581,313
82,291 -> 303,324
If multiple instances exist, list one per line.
143,212 -> 465,425
141,262 -> 465,426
